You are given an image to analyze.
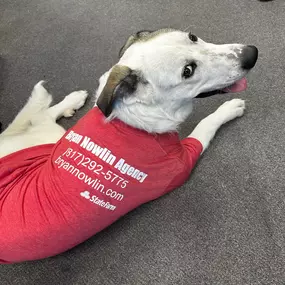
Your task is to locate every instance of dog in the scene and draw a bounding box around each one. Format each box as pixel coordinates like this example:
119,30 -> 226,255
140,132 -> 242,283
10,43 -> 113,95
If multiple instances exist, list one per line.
0,29 -> 258,263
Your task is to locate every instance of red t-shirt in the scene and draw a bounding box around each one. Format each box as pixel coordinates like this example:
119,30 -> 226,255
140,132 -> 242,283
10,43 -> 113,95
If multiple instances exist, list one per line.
0,107 -> 202,263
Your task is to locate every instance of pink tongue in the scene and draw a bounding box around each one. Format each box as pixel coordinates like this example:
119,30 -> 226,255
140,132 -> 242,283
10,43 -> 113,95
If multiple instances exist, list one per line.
223,78 -> 247,93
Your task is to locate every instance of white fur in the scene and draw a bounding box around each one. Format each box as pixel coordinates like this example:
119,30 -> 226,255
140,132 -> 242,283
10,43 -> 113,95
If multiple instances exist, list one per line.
0,82 -> 88,158
189,99 -> 245,152
0,29 -> 253,158
96,31 -> 247,133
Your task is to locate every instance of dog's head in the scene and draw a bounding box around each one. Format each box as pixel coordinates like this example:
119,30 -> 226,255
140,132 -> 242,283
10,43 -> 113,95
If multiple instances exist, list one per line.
96,29 -> 258,132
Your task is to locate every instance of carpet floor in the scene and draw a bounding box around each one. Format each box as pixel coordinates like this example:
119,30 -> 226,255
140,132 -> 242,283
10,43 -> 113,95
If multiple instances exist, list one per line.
0,0 -> 284,284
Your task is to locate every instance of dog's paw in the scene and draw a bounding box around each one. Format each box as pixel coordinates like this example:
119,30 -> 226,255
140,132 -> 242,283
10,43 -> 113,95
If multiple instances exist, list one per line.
215,99 -> 245,123
63,109 -> 76,117
63,90 -> 88,117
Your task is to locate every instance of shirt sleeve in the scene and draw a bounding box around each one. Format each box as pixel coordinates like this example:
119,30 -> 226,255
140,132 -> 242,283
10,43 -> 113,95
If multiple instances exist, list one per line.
180,137 -> 203,168
163,137 -> 203,194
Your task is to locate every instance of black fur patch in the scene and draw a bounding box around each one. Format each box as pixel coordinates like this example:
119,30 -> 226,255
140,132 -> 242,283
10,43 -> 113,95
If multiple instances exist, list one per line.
97,66 -> 139,117
114,73 -> 138,100
136,30 -> 153,37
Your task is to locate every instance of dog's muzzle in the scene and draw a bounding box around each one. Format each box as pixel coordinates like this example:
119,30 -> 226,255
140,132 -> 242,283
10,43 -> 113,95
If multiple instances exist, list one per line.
196,45 -> 258,98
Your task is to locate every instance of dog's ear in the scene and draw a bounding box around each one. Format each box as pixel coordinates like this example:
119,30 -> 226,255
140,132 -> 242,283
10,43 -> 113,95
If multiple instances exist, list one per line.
119,30 -> 153,58
97,65 -> 138,117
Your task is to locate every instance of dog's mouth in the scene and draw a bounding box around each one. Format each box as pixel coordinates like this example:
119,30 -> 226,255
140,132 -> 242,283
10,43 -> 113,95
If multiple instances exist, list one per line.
196,78 -> 247,98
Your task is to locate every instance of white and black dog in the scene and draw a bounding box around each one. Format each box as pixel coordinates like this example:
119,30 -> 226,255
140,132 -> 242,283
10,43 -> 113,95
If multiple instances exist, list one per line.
0,29 -> 258,263
0,30 -> 258,157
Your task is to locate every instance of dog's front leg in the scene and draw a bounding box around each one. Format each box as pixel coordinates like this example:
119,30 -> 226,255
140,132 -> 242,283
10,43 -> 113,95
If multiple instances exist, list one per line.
189,99 -> 245,152
47,91 -> 88,120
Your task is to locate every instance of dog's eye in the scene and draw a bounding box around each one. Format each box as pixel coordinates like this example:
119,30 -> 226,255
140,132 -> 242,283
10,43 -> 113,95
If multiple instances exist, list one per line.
188,33 -> 198,42
182,63 -> 197,79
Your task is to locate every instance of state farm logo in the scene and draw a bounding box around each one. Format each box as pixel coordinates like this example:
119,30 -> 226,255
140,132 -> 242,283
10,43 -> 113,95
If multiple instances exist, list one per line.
80,191 -> 90,199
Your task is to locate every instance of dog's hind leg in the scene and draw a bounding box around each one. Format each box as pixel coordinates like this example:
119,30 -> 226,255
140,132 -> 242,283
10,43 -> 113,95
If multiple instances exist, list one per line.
2,81 -> 52,135
47,90 -> 88,121
188,99 -> 245,152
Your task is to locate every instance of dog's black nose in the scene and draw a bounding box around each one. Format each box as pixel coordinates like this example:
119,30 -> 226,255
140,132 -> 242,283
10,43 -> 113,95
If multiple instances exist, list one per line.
241,45 -> 258,70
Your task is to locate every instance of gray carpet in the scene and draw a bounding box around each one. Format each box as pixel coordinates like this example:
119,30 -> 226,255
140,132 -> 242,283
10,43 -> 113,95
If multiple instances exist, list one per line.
1,0 -> 285,284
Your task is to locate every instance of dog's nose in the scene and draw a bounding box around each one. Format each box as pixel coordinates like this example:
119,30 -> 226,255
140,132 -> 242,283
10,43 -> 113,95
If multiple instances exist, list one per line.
241,45 -> 258,70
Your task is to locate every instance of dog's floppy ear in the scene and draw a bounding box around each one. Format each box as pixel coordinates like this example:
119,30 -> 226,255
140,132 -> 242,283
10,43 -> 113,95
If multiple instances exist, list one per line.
97,65 -> 138,117
119,30 -> 153,58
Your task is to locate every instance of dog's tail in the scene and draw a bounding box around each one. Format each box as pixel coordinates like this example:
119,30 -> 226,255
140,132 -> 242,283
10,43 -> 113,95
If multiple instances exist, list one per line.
2,81 -> 53,135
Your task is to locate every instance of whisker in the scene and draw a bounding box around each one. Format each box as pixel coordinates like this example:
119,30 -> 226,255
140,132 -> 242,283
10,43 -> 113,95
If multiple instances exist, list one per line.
183,24 -> 192,32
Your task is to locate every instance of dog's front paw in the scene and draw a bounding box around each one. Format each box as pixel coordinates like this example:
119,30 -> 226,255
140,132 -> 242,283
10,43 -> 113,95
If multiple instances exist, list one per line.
215,99 -> 245,123
63,90 -> 88,117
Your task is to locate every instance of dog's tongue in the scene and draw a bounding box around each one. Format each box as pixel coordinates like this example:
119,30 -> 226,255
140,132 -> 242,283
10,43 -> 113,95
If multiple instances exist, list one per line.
223,78 -> 247,93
